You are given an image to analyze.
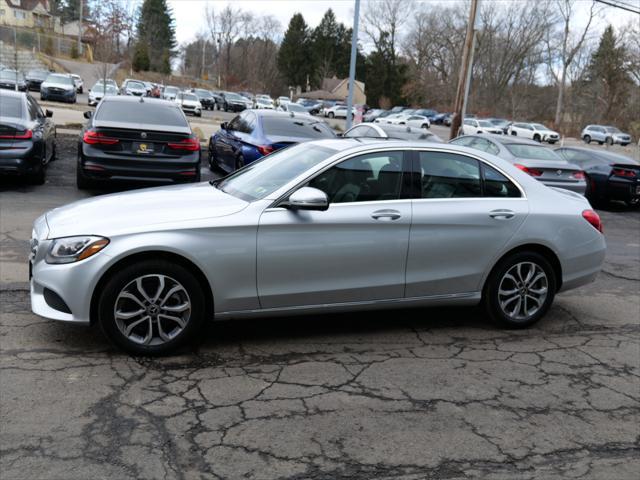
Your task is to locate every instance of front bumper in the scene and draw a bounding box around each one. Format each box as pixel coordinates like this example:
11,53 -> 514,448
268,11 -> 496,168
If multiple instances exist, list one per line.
41,88 -> 76,101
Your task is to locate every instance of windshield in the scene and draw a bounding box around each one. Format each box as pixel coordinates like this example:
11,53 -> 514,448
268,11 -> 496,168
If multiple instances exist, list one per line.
287,104 -> 307,113
127,81 -> 145,89
217,143 -> 337,201
532,123 -> 548,130
179,93 -> 198,102
605,127 -> 621,133
478,120 -> 493,127
195,89 -> 212,98
1,70 -> 24,81
505,144 -> 562,161
165,87 -> 179,94
27,70 -> 48,80
45,74 -> 71,85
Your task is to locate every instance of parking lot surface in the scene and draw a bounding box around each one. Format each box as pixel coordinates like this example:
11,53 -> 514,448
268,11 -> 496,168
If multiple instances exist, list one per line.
1,135 -> 639,479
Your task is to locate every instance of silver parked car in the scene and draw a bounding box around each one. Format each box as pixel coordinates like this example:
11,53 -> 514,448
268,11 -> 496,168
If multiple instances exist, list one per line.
30,140 -> 605,355
450,135 -> 587,194
581,125 -> 632,146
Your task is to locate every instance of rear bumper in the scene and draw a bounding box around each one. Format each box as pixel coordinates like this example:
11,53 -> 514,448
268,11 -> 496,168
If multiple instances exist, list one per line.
606,179 -> 640,201
80,150 -> 200,184
0,145 -> 40,175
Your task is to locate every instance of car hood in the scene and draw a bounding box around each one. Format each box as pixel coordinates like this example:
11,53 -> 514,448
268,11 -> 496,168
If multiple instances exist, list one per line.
42,81 -> 74,90
45,182 -> 248,238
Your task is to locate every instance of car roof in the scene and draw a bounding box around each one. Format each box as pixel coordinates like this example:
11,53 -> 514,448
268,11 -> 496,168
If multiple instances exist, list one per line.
557,146 -> 638,164
0,89 -> 26,99
484,135 -> 545,146
253,109 -> 321,120
102,96 -> 178,107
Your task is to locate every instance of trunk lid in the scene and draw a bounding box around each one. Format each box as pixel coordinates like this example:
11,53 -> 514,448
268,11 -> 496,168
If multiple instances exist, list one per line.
513,158 -> 583,184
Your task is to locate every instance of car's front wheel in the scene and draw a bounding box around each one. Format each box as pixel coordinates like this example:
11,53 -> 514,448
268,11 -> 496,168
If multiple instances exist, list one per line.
98,260 -> 206,356
483,251 -> 556,329
328,112 -> 335,118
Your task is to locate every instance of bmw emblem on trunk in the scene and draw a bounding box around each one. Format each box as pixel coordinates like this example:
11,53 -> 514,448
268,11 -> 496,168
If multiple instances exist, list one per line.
141,132 -> 147,139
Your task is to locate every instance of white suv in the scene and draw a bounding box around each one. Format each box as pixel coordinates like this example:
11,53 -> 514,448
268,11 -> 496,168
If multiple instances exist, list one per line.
508,122 -> 559,144
581,125 -> 631,146
461,119 -> 503,135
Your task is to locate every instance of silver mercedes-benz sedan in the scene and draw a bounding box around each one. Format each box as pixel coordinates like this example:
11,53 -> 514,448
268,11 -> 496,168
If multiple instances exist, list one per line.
30,139 -> 606,355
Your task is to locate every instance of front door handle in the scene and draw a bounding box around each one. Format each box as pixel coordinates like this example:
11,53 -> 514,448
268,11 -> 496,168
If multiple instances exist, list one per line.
372,209 -> 401,221
489,209 -> 515,220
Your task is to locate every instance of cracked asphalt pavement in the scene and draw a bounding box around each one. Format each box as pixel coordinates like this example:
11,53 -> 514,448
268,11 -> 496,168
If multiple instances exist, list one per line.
1,135 -> 639,479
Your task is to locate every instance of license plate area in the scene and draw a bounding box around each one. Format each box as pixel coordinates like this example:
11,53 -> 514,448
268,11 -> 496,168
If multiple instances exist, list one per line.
133,142 -> 154,154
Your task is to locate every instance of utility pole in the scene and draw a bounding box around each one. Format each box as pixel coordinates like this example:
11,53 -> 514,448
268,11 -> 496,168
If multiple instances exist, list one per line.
77,0 -> 83,56
14,28 -> 18,91
345,0 -> 361,130
201,40 -> 206,80
449,0 -> 479,140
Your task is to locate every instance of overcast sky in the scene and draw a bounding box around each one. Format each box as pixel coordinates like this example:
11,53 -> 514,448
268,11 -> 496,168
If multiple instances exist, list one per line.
165,0 -> 634,48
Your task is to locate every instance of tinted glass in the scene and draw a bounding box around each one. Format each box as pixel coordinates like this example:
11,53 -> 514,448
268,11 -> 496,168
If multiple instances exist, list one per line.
218,144 -> 337,201
27,70 -> 48,80
96,101 -> 188,127
504,144 -> 561,160
344,125 -> 378,138
483,164 -> 520,197
286,104 -> 307,113
472,138 -> 500,155
418,152 -> 481,198
556,149 -> 593,164
450,136 -> 476,146
127,81 -> 145,89
309,151 -> 405,203
194,89 -> 212,98
263,118 -> 335,138
26,96 -> 41,120
0,96 -> 23,117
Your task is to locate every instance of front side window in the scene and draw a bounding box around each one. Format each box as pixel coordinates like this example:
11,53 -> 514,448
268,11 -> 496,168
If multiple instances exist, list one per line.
309,151 -> 406,203
419,152 -> 481,198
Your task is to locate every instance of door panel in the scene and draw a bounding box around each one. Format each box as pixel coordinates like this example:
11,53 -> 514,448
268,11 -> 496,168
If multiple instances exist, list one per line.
257,201 -> 411,308
257,150 -> 413,309
406,151 -> 528,297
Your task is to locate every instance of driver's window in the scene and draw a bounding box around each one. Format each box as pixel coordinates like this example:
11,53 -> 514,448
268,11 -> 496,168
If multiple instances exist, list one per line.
419,152 -> 481,199
308,151 -> 405,203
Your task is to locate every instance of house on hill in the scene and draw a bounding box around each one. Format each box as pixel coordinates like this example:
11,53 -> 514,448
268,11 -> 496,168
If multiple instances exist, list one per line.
302,76 -> 367,105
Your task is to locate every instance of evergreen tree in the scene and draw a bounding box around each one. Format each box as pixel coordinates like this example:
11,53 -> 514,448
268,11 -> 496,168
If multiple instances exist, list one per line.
584,25 -> 632,122
365,32 -> 407,107
132,42 -> 151,72
277,13 -> 311,88
135,0 -> 177,74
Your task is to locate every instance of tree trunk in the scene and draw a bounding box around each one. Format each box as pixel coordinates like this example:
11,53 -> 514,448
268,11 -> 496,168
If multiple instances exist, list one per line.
554,66 -> 566,127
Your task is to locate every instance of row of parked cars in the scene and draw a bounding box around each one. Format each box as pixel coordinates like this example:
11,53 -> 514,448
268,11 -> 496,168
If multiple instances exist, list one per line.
1,86 -> 638,208
0,67 -> 83,103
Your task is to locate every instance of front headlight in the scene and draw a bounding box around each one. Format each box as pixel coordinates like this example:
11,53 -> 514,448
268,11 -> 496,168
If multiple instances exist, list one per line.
46,236 -> 109,264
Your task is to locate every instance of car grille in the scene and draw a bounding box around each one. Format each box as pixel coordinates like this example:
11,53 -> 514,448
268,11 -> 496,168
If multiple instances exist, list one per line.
182,105 -> 196,110
50,87 -> 66,94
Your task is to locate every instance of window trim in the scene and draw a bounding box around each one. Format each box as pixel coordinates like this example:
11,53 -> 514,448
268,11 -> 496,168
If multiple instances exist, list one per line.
411,148 -> 526,201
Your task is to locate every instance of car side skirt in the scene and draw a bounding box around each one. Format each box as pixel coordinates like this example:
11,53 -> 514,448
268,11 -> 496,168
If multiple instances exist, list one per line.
215,291 -> 481,320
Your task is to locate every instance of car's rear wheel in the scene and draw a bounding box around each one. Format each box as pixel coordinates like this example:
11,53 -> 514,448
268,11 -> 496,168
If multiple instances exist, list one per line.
98,260 -> 206,356
606,137 -> 613,146
328,112 -> 335,118
533,134 -> 541,142
584,135 -> 591,144
483,252 -> 556,328
421,123 -> 429,129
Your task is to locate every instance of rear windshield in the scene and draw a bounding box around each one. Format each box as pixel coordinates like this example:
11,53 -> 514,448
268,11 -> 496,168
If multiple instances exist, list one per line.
96,101 -> 188,127
505,144 -> 561,160
165,87 -> 179,94
478,120 -> 493,127
27,70 -> 48,80
0,96 -> 23,118
194,89 -> 212,98
263,118 -> 335,138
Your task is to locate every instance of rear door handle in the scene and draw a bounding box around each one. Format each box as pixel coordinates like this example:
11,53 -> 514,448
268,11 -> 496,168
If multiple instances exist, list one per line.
372,209 -> 401,221
489,209 -> 515,220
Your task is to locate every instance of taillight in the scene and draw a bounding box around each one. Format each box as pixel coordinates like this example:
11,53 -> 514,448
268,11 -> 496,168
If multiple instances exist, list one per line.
0,129 -> 33,140
612,168 -> 636,178
582,209 -> 603,233
257,145 -> 274,156
83,130 -> 119,145
515,164 -> 542,177
168,136 -> 200,151
572,171 -> 585,180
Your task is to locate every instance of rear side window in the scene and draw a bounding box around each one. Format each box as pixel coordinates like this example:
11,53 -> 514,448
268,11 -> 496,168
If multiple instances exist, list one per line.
0,96 -> 23,118
419,152 -> 481,198
96,102 -> 188,127
483,164 -> 521,197
262,118 -> 335,138
504,144 -> 561,161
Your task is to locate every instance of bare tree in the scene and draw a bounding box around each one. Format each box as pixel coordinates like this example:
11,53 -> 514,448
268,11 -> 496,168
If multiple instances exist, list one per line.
546,0 -> 598,127
362,0 -> 410,57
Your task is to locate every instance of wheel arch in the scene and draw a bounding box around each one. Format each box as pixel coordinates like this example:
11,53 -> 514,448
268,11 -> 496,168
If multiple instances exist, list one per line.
90,250 -> 214,325
484,243 -> 563,294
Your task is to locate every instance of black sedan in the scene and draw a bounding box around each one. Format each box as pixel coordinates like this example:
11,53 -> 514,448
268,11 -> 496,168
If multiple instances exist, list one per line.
25,69 -> 50,91
0,90 -> 56,184
220,92 -> 248,112
192,88 -> 216,110
77,96 -> 201,189
0,70 -> 27,91
555,146 -> 640,207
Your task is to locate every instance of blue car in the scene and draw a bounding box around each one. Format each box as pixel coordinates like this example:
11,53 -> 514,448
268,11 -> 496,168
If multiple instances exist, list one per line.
208,110 -> 336,173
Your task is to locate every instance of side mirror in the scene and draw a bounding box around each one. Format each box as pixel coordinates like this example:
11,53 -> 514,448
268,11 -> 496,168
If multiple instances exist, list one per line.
45,109 -> 53,118
220,122 -> 228,130
83,111 -> 93,119
286,187 -> 329,211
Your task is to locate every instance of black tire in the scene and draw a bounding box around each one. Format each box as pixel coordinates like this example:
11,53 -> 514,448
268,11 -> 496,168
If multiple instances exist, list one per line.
208,145 -> 218,171
533,134 -> 541,142
621,143 -> 629,147
606,137 -> 613,146
28,161 -> 45,185
598,141 -> 604,145
548,141 -> 556,145
511,131 -> 517,136
483,251 -> 556,329
584,135 -> 591,144
76,165 -> 94,189
97,259 -> 206,356
328,112 -> 335,118
49,142 -> 56,162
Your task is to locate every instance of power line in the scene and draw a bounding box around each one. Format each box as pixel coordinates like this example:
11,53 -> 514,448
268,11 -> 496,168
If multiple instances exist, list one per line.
594,0 -> 640,15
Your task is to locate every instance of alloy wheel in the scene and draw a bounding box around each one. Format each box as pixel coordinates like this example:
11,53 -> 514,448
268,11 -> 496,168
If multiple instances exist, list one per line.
498,262 -> 548,322
114,274 -> 191,346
